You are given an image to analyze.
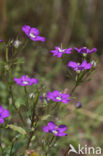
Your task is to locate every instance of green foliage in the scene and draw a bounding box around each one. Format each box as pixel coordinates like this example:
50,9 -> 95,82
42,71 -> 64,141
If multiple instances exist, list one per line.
6,124 -> 27,135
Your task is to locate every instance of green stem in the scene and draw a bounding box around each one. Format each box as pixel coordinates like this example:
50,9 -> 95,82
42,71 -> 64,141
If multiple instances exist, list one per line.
24,86 -> 29,108
45,136 -> 55,156
0,142 -> 4,155
6,46 -> 9,62
9,85 -> 26,126
25,120 -> 38,151
0,132 -> 5,155
31,92 -> 39,127
70,82 -> 78,96
9,142 -> 14,156
25,92 -> 39,152
70,71 -> 87,96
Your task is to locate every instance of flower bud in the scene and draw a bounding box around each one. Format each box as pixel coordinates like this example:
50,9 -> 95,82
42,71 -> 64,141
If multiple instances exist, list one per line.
13,40 -> 22,48
75,102 -> 82,108
91,60 -> 96,68
29,93 -> 35,99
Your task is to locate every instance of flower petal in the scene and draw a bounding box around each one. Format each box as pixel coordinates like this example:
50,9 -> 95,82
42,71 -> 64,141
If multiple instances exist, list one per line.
0,118 -> 4,124
67,61 -> 78,69
43,126 -> 50,133
48,121 -> 57,130
2,109 -> 10,118
58,125 -> 67,132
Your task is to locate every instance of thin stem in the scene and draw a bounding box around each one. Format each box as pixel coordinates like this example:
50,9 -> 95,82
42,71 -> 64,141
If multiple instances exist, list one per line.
9,85 -> 26,126
6,46 -> 9,62
20,39 -> 28,53
0,142 -> 4,155
0,132 -> 5,155
45,136 -> 55,156
25,92 -> 39,152
24,86 -> 29,108
9,136 -> 18,156
31,92 -> 39,124
25,120 -> 38,151
70,82 -> 78,96
9,142 -> 14,156
70,71 -> 86,96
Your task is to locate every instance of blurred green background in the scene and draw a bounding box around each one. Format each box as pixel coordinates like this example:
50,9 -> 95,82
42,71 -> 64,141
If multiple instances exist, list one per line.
0,0 -> 103,155
1,0 -> 103,51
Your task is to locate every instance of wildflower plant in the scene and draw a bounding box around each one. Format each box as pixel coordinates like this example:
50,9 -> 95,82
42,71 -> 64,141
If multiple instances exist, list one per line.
22,25 -> 45,42
0,25 -> 98,156
14,75 -> 38,86
47,90 -> 70,104
74,47 -> 97,55
50,46 -> 72,58
43,121 -> 67,136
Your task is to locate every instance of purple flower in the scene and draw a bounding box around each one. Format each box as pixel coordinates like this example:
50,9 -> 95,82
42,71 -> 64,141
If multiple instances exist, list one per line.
74,47 -> 97,55
0,40 -> 3,42
0,106 -> 10,124
40,95 -> 49,103
75,102 -> 82,108
47,90 -> 70,104
22,25 -> 45,42
50,46 -> 72,58
14,75 -> 38,86
67,60 -> 92,72
43,121 -> 67,136
40,96 -> 44,101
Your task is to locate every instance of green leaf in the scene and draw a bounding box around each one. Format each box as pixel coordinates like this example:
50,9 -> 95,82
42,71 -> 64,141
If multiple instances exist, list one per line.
41,114 -> 50,120
6,124 -> 27,135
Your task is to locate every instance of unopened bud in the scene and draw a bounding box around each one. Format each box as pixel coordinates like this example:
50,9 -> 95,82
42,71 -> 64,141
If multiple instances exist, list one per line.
13,40 -> 22,48
91,60 -> 96,68
75,102 -> 82,108
29,93 -> 35,99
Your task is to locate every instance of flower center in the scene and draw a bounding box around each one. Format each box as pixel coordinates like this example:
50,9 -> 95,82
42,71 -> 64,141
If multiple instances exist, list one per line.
29,32 -> 36,38
52,130 -> 58,134
83,53 -> 87,57
56,97 -> 62,100
77,63 -> 80,65
23,81 -> 28,84
58,48 -> 64,53
84,47 -> 87,49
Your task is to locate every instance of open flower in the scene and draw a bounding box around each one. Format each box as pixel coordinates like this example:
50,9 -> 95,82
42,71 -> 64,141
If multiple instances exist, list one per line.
43,121 -> 67,136
74,47 -> 97,55
50,46 -> 72,58
22,25 -> 45,42
67,60 -> 92,72
14,75 -> 38,86
47,90 -> 70,104
0,106 -> 10,124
